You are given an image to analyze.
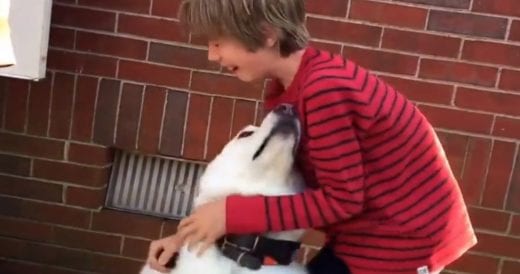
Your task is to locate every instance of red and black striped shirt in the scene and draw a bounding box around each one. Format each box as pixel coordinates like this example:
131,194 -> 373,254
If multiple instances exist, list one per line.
226,47 -> 476,274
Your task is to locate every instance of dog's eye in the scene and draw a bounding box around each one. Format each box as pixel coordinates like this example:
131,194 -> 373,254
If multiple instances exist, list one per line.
237,131 -> 254,139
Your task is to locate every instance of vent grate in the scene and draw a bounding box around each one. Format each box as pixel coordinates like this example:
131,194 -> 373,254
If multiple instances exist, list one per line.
105,150 -> 206,220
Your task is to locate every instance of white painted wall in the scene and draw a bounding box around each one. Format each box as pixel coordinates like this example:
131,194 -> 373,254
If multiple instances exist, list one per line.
0,0 -> 52,81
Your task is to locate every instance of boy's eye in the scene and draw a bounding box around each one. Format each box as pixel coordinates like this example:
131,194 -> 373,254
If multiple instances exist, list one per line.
237,131 -> 254,139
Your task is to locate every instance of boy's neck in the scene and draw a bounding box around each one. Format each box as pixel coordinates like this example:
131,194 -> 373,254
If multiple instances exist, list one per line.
271,49 -> 306,89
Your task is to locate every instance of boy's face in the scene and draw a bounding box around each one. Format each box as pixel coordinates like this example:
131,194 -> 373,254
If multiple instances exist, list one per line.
207,36 -> 276,83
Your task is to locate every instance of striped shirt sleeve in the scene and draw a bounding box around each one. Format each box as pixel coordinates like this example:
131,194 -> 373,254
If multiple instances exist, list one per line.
226,84 -> 366,234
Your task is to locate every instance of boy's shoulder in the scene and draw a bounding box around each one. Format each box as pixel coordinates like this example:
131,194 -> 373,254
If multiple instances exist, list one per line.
299,47 -> 370,96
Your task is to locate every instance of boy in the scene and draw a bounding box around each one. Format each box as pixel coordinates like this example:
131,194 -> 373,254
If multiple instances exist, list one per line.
147,0 -> 477,273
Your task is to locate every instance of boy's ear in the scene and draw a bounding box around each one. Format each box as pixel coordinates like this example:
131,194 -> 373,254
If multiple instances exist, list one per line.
261,23 -> 280,48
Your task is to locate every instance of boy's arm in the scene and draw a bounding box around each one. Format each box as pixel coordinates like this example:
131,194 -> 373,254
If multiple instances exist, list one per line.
226,88 -> 365,234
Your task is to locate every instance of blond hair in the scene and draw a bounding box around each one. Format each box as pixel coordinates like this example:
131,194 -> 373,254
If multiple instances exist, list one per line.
179,0 -> 309,57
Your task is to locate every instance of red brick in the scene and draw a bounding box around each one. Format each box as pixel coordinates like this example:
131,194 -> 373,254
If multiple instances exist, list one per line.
49,73 -> 74,139
0,175 -> 62,202
503,260 -> 520,274
436,132 -> 467,180
467,207 -> 510,232
472,0 -> 520,17
119,60 -> 190,89
481,141 -> 516,209
0,132 -> 65,160
152,0 -> 182,18
448,252 -> 499,274
5,79 -> 29,132
382,29 -> 461,58
51,4 -> 116,31
473,233 -> 520,259
118,14 -> 188,42
306,0 -> 348,17
507,152 -> 520,212
309,40 -> 342,54
393,0 -> 470,9
122,237 -> 150,259
499,69 -> 520,93
93,79 -> 120,146
231,100 -> 257,137
206,97 -> 233,160
0,154 -> 31,176
0,254 -> 91,274
149,43 -> 219,71
463,40 -> 520,68
381,76 -> 453,105
71,76 -> 98,142
295,248 -> 306,264
511,214 -> 520,236
301,230 -> 326,247
419,105 -> 493,135
420,59 -> 498,87
115,84 -> 143,150
49,26 -> 75,49
138,86 -> 166,154
47,50 -> 118,78
78,0 -> 151,13
510,20 -> 520,42
65,186 -> 106,209
306,17 -> 381,47
456,87 -> 520,116
33,160 -> 110,187
191,72 -> 264,100
349,0 -> 427,29
0,196 -> 91,228
428,10 -> 508,39
27,75 -> 52,136
459,137 -> 491,205
91,252 -> 143,273
255,101 -> 265,126
493,117 -> 520,139
0,77 -> 6,128
0,236 -> 142,273
161,219 -> 181,237
305,247 -> 320,263
76,32 -> 147,59
0,216 -> 54,243
53,226 -> 121,254
183,94 -> 211,160
0,234 -> 23,258
343,46 -> 418,75
68,143 -> 113,166
159,90 -> 188,157
92,209 -> 162,239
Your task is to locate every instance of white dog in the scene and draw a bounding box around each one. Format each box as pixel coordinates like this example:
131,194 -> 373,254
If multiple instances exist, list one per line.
141,105 -> 307,274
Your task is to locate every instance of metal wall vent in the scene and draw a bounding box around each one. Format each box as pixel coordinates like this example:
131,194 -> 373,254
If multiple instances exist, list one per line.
105,150 -> 206,220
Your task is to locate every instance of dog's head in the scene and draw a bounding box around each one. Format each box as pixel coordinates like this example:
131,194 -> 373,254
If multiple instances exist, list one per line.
208,104 -> 301,185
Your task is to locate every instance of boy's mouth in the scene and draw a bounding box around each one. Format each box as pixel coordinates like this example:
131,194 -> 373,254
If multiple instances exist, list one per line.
227,66 -> 239,73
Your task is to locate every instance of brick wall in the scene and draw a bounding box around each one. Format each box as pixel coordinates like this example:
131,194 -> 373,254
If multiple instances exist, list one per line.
0,0 -> 519,273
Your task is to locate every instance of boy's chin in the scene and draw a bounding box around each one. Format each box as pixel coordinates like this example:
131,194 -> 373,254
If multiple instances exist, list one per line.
236,73 -> 257,82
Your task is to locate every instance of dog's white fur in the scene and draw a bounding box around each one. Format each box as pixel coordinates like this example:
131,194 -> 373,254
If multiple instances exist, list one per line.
141,110 -> 307,274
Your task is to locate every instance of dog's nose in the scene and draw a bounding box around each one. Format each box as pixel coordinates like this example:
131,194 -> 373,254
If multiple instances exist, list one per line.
273,104 -> 295,116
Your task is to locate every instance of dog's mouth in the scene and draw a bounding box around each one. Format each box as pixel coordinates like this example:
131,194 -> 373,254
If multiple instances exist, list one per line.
252,106 -> 301,160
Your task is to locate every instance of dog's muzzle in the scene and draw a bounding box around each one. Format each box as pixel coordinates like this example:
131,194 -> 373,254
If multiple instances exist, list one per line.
217,234 -> 301,270
271,104 -> 301,152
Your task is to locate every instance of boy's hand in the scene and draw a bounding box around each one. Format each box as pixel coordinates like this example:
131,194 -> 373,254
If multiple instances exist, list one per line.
177,199 -> 226,256
147,234 -> 181,273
